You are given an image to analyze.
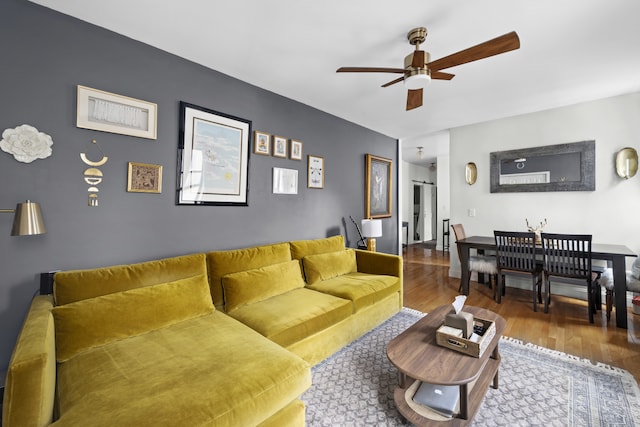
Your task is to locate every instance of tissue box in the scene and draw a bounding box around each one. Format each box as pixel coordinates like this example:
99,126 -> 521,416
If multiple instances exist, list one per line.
444,312 -> 474,338
436,317 -> 496,358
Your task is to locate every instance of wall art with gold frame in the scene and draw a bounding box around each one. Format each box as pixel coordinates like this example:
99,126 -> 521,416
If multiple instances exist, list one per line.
253,131 -> 270,155
365,154 -> 392,218
177,102 -> 251,206
127,162 -> 162,193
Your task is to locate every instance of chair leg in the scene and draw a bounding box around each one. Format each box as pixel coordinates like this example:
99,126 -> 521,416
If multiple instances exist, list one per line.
544,275 -> 550,314
606,289 -> 613,321
587,280 -> 595,323
532,275 -> 537,312
495,274 -> 502,303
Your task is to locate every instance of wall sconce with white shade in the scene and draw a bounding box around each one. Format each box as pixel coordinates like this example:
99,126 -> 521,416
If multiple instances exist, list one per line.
0,200 -> 46,236
361,219 -> 382,252
615,147 -> 638,179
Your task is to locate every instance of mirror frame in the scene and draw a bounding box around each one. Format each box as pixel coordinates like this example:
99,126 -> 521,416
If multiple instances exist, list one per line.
490,140 -> 595,193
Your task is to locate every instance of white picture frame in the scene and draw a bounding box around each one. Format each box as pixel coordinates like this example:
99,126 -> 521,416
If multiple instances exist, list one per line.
76,85 -> 157,140
273,167 -> 298,194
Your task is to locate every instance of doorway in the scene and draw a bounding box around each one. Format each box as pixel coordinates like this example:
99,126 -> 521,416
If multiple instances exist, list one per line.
412,183 -> 437,243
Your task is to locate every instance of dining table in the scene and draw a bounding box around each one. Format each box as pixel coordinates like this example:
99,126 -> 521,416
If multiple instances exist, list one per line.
456,235 -> 637,329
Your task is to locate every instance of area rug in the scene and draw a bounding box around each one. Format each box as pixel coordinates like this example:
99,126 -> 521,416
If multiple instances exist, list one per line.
302,308 -> 640,426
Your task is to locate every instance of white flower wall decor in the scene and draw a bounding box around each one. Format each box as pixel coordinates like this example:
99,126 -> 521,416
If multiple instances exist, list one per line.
0,124 -> 53,163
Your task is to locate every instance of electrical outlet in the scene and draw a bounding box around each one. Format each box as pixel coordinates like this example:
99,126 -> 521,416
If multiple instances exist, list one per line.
468,208 -> 476,217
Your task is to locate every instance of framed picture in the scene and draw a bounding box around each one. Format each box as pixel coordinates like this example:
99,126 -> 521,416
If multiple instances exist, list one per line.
365,154 -> 392,218
253,131 -> 271,155
307,155 -> 324,189
273,167 -> 298,194
273,135 -> 288,158
290,139 -> 303,160
177,101 -> 251,206
76,85 -> 157,140
127,162 -> 162,193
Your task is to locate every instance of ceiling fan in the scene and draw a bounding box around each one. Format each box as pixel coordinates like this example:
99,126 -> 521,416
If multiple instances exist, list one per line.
336,27 -> 520,111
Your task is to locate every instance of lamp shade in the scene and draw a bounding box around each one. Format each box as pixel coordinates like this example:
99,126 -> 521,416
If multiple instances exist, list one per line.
361,219 -> 382,238
11,201 -> 46,236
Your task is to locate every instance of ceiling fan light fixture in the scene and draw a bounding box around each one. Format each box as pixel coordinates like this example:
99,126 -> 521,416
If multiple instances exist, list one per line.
404,69 -> 431,90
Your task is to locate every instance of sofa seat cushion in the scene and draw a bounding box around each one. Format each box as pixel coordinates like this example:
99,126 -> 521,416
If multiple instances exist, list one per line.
222,260 -> 305,312
228,288 -> 352,347
53,311 -> 310,427
306,273 -> 401,312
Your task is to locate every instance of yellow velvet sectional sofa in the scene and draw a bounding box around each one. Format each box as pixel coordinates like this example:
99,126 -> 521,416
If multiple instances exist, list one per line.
3,235 -> 402,427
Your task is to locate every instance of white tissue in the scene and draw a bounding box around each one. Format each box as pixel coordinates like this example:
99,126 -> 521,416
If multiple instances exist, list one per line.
452,295 -> 467,314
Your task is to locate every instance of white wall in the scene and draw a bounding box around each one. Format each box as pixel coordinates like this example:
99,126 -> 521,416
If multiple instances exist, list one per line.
448,92 -> 640,279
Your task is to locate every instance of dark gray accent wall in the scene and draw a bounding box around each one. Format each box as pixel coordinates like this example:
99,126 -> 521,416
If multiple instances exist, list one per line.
0,0 -> 398,369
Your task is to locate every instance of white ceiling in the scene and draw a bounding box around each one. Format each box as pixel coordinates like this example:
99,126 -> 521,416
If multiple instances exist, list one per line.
30,0 -> 640,164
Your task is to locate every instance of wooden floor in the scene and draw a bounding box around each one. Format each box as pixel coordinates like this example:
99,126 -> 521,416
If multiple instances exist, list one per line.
402,244 -> 640,383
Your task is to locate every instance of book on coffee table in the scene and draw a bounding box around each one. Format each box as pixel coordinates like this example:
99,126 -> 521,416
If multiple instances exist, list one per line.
412,381 -> 460,418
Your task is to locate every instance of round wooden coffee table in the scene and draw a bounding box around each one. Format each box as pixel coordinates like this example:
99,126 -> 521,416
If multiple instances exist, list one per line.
386,305 -> 506,426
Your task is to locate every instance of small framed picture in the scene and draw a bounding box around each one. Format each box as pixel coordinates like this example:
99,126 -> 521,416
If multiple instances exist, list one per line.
253,131 -> 271,155
127,162 -> 162,193
273,167 -> 298,194
307,155 -> 324,189
290,139 -> 303,160
273,135 -> 288,158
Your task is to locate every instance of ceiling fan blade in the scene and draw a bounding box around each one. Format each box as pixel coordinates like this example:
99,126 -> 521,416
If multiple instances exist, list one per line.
427,31 -> 520,72
406,89 -> 423,111
411,50 -> 425,68
382,76 -> 404,88
336,67 -> 405,74
431,71 -> 455,80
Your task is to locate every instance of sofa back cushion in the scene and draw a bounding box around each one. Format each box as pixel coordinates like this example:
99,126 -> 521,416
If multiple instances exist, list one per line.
207,242 -> 291,310
290,235 -> 345,260
52,274 -> 214,362
302,249 -> 358,284
53,253 -> 207,306
222,260 -> 305,312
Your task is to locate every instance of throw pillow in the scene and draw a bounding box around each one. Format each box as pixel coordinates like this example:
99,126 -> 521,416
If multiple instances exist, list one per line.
302,249 -> 357,284
221,260 -> 305,312
52,274 -> 214,362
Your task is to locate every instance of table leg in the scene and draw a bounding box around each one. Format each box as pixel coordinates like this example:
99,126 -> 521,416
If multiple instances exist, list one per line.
611,255 -> 628,329
397,371 -> 409,389
460,245 -> 471,295
459,383 -> 468,419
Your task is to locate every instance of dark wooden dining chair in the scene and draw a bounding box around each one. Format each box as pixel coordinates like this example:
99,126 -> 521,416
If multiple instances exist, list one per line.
451,223 -> 499,293
494,231 -> 543,308
540,233 -> 599,323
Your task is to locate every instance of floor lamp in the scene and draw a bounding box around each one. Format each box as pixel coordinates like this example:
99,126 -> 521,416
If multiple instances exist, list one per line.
0,200 -> 47,236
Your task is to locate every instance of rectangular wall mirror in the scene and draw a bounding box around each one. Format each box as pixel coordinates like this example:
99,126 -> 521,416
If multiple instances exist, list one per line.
490,140 -> 595,193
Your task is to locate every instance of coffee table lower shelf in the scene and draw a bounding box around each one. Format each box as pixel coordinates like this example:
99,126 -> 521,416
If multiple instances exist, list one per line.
393,356 -> 500,426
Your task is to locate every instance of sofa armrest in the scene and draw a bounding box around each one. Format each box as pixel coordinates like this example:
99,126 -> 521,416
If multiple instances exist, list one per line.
355,249 -> 402,279
3,295 -> 56,427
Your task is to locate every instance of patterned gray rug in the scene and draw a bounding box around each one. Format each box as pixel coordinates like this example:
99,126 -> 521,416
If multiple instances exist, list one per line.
302,308 -> 640,426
